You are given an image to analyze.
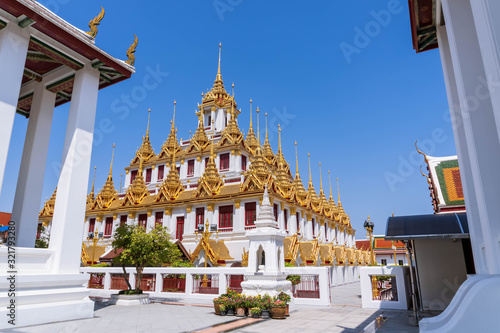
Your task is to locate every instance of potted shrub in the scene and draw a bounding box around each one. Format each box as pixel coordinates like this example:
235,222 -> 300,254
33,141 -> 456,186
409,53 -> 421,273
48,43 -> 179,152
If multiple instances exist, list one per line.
270,300 -> 286,319
278,292 -> 292,317
226,298 -> 236,316
234,295 -> 246,317
260,294 -> 273,319
219,304 -> 227,316
245,296 -> 255,316
250,307 -> 261,318
213,297 -> 221,315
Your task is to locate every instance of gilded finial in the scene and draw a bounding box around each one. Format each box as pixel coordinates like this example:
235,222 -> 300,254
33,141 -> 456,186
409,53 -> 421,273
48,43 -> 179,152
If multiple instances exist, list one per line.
265,112 -> 269,141
337,177 -> 341,203
295,141 -> 299,175
278,124 -> 282,152
328,170 -> 333,200
415,140 -> 429,163
249,99 -> 253,128
319,162 -> 323,191
109,143 -> 115,177
120,173 -> 123,192
256,107 -> 260,143
86,6 -> 105,38
125,34 -> 138,66
420,165 -> 432,185
146,108 -> 151,138
216,42 -> 222,81
232,83 -> 234,96
308,152 -> 312,183
91,165 -> 97,195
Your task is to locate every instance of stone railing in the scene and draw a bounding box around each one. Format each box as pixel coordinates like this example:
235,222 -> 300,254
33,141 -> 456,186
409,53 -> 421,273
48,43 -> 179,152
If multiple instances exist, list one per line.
80,266 -> 334,305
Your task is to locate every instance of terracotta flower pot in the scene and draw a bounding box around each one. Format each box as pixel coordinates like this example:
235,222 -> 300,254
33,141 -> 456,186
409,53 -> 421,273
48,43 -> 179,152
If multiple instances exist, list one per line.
214,303 -> 221,315
285,304 -> 290,317
270,307 -> 286,319
235,307 -> 246,317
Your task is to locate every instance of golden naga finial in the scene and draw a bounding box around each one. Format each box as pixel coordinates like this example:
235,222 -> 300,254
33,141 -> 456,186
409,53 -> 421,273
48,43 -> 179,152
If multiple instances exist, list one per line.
420,165 -> 432,185
86,6 -> 105,38
415,140 -> 429,163
125,34 -> 138,66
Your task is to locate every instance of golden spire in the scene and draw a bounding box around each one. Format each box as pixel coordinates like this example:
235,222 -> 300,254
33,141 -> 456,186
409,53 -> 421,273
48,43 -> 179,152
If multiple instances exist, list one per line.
108,143 -> 115,180
292,141 -> 307,203
308,153 -> 312,186
91,143 -> 118,209
159,101 -> 180,158
87,166 -> 97,204
262,112 -> 275,163
275,124 -> 292,197
306,153 -> 319,209
256,107 -> 260,143
216,42 -> 222,82
319,163 -> 324,191
120,173 -> 123,193
40,187 -> 57,218
91,165 -> 96,195
210,119 -> 215,160
328,170 -> 335,203
220,99 -> 243,143
132,108 -> 155,164
122,154 -> 148,206
245,99 -> 259,152
318,162 -> 329,215
337,177 -> 342,206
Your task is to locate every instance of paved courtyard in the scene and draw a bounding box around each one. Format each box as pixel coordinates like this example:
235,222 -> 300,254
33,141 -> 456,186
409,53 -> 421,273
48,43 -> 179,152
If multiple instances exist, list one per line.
4,282 -> 420,333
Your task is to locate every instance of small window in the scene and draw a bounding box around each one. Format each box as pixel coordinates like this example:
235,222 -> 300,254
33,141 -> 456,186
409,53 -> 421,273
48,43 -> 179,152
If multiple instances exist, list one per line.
120,215 -> 127,227
187,159 -> 195,176
145,168 -> 152,183
176,216 -> 184,241
138,214 -> 147,229
157,165 -> 164,180
284,209 -> 288,231
89,218 -> 96,233
205,157 -> 209,167
196,208 -> 205,229
381,259 -> 387,266
130,170 -> 138,184
208,115 -> 211,126
220,153 -> 230,170
155,212 -> 163,228
176,166 -> 180,173
241,155 -> 247,171
312,218 -> 316,237
219,205 -> 233,229
398,260 -> 404,266
245,202 -> 256,226
104,217 -> 113,237
296,213 -> 300,233
273,204 -> 278,222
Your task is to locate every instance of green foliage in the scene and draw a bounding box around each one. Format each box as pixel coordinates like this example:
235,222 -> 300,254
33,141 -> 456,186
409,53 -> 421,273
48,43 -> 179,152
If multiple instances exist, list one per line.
284,262 -> 295,267
118,289 -> 143,295
286,274 -> 301,285
90,263 -> 110,267
35,225 -> 49,248
250,307 -> 261,315
112,225 -> 182,291
219,304 -> 227,312
277,292 -> 291,304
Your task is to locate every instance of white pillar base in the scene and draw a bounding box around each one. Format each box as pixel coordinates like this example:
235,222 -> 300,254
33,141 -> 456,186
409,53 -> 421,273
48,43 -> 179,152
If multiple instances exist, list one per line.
0,247 -> 94,330
420,275 -> 500,333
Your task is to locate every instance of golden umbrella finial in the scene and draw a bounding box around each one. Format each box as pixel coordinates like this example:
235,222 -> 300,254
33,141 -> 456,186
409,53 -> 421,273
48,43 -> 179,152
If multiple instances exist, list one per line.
86,6 -> 105,38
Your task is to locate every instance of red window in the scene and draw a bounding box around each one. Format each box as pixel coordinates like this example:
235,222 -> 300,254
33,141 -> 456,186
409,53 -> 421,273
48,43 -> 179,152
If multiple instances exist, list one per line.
89,218 -> 96,233
296,213 -> 300,233
139,214 -> 147,229
241,155 -> 247,171
145,168 -> 152,183
312,218 -> 316,237
245,202 -> 256,226
155,212 -> 163,228
104,217 -> 113,237
219,205 -> 233,229
130,170 -> 138,184
196,207 -> 205,229
220,153 -> 230,170
176,166 -> 180,173
157,165 -> 164,180
187,159 -> 195,176
120,215 -> 127,227
205,158 -> 209,167
176,216 -> 184,241
284,209 -> 288,231
273,204 -> 278,222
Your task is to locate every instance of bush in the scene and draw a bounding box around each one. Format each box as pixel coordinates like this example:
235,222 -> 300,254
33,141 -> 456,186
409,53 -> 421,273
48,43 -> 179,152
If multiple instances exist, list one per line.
286,274 -> 301,285
277,292 -> 291,304
272,300 -> 286,308
250,307 -> 261,315
118,289 -> 143,295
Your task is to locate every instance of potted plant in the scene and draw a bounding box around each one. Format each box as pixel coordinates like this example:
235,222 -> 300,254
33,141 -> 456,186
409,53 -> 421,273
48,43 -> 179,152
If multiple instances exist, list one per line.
278,292 -> 292,317
260,294 -> 273,319
234,294 -> 246,317
270,299 -> 286,319
226,298 -> 236,316
250,307 -> 261,318
219,304 -> 227,316
245,296 -> 255,316
213,297 -> 221,315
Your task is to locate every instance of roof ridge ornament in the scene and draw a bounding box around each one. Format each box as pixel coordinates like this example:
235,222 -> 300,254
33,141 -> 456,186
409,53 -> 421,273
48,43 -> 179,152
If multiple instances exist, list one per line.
86,6 -> 105,38
125,34 -> 138,66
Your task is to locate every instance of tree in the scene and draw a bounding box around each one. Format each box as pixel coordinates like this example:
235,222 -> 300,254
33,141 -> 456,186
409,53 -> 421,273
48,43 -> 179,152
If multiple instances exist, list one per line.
112,225 -> 182,293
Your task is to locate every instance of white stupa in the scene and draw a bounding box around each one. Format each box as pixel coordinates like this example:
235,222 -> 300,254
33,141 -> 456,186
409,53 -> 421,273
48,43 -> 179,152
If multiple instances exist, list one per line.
241,185 -> 292,297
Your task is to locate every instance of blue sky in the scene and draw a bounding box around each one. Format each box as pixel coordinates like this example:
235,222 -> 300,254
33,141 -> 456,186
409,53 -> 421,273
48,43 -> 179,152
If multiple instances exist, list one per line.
1,0 -> 456,236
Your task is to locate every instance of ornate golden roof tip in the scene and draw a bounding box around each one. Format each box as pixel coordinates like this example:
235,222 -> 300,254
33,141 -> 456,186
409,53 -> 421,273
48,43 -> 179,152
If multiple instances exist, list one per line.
415,140 -> 429,163
86,6 -> 105,38
337,177 -> 341,203
125,34 -> 138,66
256,107 -> 260,143
146,108 -> 151,138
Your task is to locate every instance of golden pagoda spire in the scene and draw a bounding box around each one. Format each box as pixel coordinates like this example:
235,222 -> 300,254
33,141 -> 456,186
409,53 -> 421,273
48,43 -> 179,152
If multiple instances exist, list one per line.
262,112 -> 275,163
87,166 -> 96,204
295,141 -> 299,175
120,173 -> 123,193
306,152 -> 319,210
256,107 -> 260,143
308,153 -> 312,186
132,108 -> 154,164
275,124 -> 292,197
216,42 -> 222,82
319,162 -> 323,192
328,170 -> 335,203
245,99 -> 259,152
122,154 -> 148,206
292,141 -> 307,204
318,162 -> 329,215
159,101 -> 180,158
92,144 -> 118,209
337,177 -> 342,206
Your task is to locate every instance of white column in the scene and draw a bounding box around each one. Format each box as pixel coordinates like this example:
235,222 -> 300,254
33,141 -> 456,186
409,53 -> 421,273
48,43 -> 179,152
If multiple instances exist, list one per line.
441,0 -> 500,274
49,66 -> 100,274
185,208 -> 195,236
0,23 -> 30,196
290,211 -> 297,234
234,204 -> 244,232
13,84 -> 56,247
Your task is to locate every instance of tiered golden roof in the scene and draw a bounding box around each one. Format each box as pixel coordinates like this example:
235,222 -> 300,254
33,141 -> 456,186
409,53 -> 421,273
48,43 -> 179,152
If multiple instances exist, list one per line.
91,144 -> 118,209
131,108 -> 155,164
194,122 -> 224,197
158,103 -> 181,159
186,105 -> 209,153
318,163 -> 329,216
218,102 -> 244,147
291,141 -> 307,205
39,187 -> 57,220
274,125 -> 292,198
122,157 -> 149,206
305,153 -> 320,212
